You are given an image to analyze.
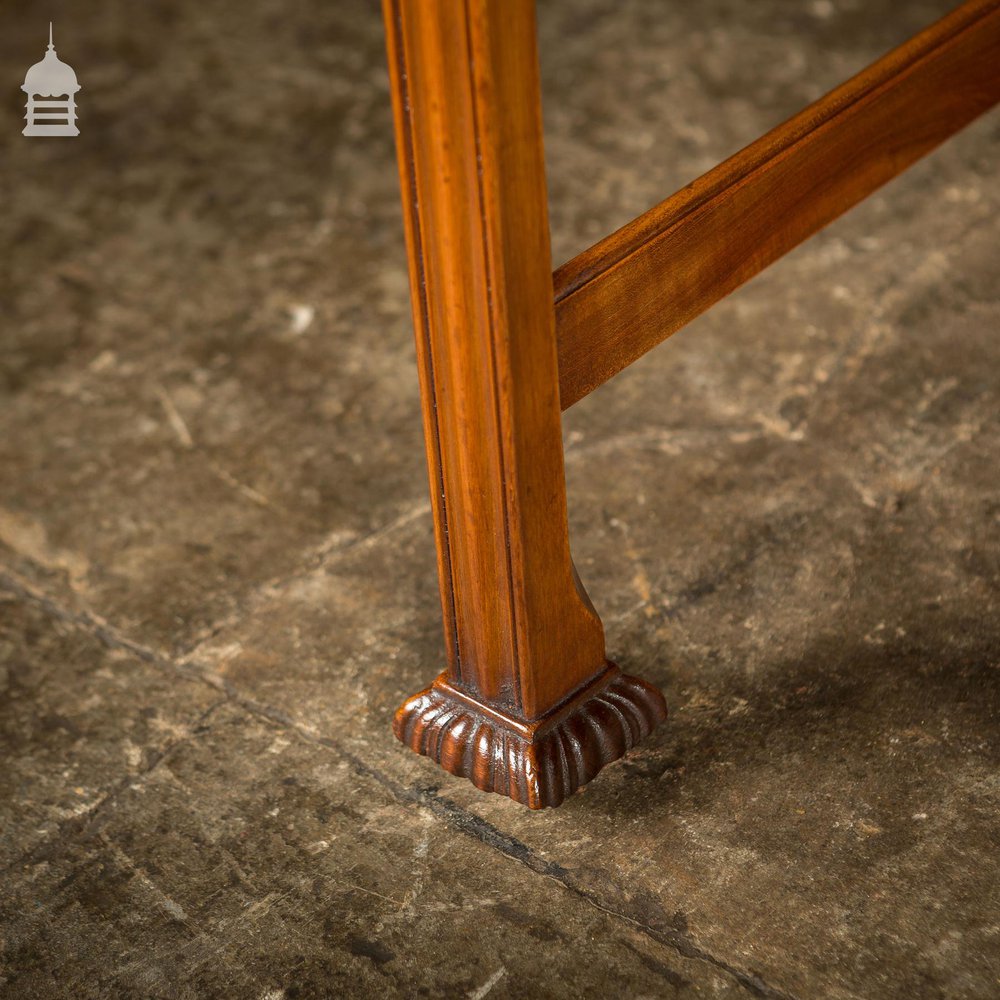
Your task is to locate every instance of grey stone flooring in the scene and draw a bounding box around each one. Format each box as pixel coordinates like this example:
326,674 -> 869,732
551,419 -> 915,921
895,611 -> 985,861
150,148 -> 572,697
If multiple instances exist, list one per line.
1,1 -> 997,997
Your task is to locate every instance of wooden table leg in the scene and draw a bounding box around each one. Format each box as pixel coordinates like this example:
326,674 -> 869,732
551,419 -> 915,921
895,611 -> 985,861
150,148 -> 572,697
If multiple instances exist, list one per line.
383,0 -> 666,809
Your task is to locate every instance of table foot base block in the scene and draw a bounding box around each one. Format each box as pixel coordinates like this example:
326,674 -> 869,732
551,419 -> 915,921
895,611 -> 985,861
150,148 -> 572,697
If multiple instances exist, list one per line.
394,664 -> 667,809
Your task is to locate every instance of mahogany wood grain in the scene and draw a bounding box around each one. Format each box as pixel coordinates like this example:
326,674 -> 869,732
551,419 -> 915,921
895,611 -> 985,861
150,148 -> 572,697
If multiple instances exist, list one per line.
383,0 -> 666,808
382,0 -> 994,808
554,0 -> 1000,409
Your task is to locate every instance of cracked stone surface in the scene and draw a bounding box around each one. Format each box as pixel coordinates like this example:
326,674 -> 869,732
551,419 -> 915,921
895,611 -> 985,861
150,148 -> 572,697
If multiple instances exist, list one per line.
1,1 -> 998,998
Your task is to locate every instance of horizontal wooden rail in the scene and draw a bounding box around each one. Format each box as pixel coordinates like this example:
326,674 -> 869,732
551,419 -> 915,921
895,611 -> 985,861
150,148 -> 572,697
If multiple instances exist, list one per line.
554,0 -> 1000,410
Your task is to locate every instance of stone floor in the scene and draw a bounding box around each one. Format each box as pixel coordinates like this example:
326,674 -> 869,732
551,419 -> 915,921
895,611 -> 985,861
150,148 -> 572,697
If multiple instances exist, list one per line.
1,1 -> 998,997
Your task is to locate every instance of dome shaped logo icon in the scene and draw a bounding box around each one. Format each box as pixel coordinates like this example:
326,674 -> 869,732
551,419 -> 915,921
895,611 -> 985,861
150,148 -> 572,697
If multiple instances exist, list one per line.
22,23 -> 81,137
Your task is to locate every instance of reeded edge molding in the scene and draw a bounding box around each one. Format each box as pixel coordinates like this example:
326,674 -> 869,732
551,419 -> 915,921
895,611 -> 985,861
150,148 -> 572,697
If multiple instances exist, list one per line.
393,663 -> 667,809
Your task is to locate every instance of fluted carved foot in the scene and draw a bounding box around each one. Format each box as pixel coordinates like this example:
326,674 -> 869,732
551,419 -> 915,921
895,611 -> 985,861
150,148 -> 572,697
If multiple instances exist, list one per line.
393,664 -> 667,809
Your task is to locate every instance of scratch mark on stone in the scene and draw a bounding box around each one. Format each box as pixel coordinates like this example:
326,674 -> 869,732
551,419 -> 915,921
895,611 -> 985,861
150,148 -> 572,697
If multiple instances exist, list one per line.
208,460 -> 280,511
468,967 -> 506,999
155,384 -> 194,449
156,385 -> 284,512
606,597 -> 657,626
314,500 -> 432,565
244,890 -> 292,919
339,882 -> 405,907
101,833 -> 192,925
628,554 -> 656,619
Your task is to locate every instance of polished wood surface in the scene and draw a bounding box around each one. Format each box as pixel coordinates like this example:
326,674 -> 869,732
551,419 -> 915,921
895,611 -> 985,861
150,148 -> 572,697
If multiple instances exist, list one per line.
383,0 -> 995,806
383,0 -> 666,807
554,0 -> 1000,409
